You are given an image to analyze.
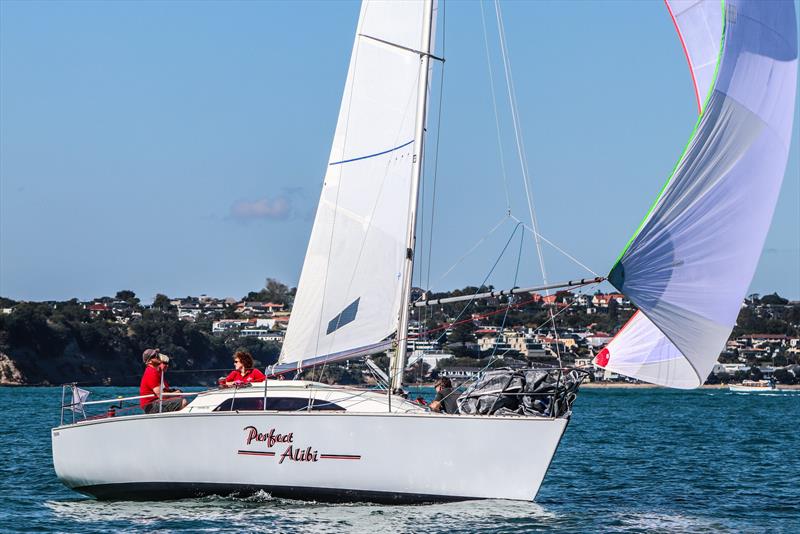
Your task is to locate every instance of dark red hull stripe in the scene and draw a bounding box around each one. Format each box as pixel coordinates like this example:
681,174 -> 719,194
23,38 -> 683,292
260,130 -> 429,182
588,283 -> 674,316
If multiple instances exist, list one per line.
320,454 -> 361,460
237,450 -> 275,456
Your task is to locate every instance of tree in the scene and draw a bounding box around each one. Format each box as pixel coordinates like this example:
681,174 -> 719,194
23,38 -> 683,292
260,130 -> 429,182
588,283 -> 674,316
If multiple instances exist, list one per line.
245,278 -> 292,305
447,321 -> 476,344
748,366 -> 764,381
773,354 -> 788,367
152,294 -> 173,310
773,368 -> 795,385
608,298 -> 619,325
115,290 -> 136,301
761,293 -> 788,306
404,360 -> 430,383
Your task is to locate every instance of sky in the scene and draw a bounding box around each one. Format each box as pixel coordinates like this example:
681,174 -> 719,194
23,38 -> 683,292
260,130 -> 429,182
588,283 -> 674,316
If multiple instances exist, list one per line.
1,0 -> 798,303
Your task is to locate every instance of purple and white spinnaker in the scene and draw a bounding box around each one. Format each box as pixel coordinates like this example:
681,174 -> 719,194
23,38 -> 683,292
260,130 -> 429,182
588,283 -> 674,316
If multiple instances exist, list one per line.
596,0 -> 798,388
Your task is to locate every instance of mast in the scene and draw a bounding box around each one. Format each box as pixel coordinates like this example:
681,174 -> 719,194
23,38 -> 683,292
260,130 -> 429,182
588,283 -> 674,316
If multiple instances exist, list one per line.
390,0 -> 436,392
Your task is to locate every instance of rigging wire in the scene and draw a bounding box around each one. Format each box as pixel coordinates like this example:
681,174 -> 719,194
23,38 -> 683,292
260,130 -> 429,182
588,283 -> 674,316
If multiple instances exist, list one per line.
479,0 -> 512,213
422,0 -> 448,353
488,224 -> 525,361
493,0 -> 547,287
430,221 -> 523,345
415,213 -> 509,301
425,278 -> 604,410
425,0 -> 446,294
494,0 -> 563,368
509,214 -> 601,277
379,220 -> 527,390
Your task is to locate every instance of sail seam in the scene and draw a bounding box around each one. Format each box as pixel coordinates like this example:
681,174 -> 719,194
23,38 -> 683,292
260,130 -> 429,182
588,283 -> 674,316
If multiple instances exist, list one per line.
328,139 -> 414,166
358,33 -> 445,62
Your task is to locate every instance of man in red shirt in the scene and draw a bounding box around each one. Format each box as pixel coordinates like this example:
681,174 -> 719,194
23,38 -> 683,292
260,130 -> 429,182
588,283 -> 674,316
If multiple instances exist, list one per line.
139,348 -> 186,414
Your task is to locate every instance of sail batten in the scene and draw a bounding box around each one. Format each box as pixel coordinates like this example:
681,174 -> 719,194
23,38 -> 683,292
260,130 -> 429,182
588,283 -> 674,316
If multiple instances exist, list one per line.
598,0 -> 797,389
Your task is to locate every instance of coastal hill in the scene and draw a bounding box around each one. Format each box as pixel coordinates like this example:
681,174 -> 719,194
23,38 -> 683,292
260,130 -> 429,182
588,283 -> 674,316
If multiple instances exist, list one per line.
1,280 -> 798,387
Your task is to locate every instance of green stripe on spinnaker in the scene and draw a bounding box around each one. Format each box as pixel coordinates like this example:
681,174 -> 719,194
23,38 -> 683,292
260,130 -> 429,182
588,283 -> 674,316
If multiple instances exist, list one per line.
610,0 -> 728,273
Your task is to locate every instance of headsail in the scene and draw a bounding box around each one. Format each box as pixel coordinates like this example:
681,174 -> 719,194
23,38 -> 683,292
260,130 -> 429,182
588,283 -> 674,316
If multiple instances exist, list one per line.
597,0 -> 798,388
279,1 -> 433,370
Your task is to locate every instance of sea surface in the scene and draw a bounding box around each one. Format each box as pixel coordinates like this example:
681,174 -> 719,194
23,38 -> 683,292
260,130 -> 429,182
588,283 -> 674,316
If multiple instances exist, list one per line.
1,386 -> 798,533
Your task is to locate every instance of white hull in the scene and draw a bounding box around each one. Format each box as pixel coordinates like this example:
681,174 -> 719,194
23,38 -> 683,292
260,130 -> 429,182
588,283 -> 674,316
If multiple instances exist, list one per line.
52,410 -> 568,502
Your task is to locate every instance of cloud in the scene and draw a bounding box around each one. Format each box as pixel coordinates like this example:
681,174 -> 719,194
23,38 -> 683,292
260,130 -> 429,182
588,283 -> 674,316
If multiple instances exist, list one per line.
230,195 -> 292,221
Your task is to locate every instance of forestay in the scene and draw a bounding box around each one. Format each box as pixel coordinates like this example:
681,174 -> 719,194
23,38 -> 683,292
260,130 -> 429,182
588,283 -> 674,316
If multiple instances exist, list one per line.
596,0 -> 798,388
280,1 -> 432,369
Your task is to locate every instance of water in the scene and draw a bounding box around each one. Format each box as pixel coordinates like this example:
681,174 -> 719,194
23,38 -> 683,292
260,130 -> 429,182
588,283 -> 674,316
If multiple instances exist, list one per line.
2,387 -> 798,533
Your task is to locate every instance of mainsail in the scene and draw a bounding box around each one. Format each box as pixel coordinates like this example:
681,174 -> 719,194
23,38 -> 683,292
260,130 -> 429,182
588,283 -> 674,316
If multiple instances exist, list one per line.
596,0 -> 798,388
279,0 -> 434,371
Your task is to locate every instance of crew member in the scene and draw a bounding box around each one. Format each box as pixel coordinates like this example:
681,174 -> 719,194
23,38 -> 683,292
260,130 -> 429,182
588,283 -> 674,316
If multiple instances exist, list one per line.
139,348 -> 186,413
224,350 -> 266,386
430,377 -> 458,414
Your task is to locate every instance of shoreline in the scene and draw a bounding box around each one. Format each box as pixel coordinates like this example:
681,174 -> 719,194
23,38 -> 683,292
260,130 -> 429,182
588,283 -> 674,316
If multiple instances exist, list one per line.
410,381 -> 800,390
4,381 -> 800,390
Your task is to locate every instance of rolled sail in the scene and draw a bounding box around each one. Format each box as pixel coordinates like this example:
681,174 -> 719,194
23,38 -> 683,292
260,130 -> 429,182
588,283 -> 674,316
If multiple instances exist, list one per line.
280,1 -> 433,369
597,0 -> 798,388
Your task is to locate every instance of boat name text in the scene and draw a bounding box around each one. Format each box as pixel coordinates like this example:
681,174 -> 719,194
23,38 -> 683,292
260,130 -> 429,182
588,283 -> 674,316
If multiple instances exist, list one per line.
243,425 -> 318,464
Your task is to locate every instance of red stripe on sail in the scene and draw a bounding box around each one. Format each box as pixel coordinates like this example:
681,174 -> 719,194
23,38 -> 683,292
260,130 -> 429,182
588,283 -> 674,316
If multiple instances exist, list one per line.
664,0 -> 703,114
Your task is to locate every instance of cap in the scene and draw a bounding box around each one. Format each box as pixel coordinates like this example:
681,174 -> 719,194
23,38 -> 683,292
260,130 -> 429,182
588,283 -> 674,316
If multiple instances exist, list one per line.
142,348 -> 160,364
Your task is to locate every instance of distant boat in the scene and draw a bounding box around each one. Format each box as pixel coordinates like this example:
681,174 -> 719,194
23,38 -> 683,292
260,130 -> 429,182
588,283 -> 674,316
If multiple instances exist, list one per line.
729,380 -> 777,393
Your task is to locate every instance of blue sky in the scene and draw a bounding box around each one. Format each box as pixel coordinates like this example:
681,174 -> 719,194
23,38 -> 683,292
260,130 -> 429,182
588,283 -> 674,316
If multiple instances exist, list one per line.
1,0 -> 798,303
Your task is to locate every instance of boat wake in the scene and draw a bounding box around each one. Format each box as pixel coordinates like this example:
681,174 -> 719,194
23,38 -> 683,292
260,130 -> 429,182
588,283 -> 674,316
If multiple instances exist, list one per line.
43,497 -> 558,533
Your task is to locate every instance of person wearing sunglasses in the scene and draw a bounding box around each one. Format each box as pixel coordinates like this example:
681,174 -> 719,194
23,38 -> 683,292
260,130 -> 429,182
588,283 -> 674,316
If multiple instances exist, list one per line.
139,348 -> 186,413
223,350 -> 266,387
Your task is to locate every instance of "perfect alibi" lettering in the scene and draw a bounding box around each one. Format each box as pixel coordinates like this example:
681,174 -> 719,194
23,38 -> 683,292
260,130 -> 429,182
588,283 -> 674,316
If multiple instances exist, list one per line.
242,425 -> 319,465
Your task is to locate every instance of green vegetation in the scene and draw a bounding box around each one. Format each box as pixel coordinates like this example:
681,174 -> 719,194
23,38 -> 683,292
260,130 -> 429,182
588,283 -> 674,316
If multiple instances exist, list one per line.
1,284 -> 797,386
0,292 -> 279,386
244,278 -> 295,305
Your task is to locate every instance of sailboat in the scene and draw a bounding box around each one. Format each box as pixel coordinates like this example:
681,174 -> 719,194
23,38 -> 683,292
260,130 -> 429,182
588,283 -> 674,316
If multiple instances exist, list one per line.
51,0 -> 797,503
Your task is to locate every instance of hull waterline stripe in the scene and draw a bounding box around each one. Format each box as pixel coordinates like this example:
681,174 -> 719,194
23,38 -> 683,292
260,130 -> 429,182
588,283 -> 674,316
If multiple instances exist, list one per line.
72,482 -> 475,504
238,450 -> 275,457
328,139 -> 414,166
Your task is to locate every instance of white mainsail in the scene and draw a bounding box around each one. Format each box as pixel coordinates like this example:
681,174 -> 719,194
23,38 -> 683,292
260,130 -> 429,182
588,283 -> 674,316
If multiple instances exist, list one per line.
596,0 -> 798,388
279,1 -> 434,370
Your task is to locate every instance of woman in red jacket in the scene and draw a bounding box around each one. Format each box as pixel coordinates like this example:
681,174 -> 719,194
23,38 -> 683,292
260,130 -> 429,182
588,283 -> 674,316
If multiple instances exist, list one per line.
224,350 -> 266,386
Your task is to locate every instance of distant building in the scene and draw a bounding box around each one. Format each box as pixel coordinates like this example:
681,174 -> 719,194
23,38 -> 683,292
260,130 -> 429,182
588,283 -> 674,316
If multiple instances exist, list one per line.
439,367 -> 481,381
585,333 -> 613,348
86,303 -> 110,317
235,301 -> 286,316
407,350 -> 455,370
